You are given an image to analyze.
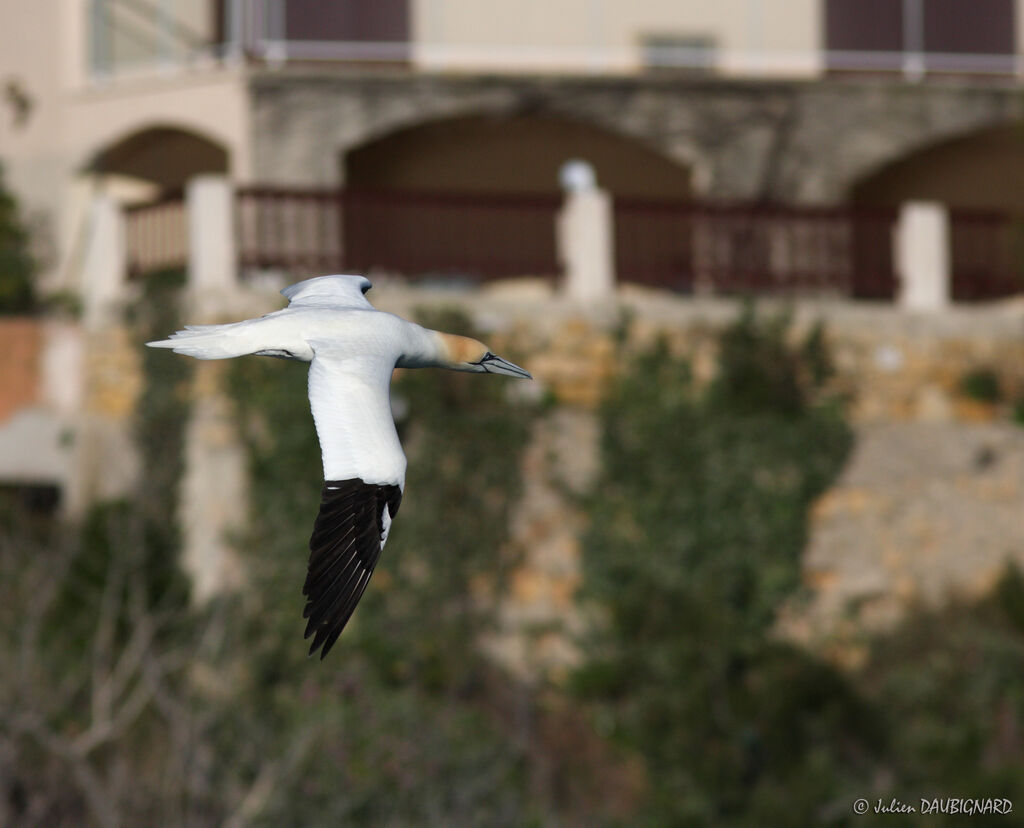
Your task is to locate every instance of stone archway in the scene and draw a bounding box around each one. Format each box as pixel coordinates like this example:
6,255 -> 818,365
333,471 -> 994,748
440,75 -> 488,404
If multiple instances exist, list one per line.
81,125 -> 230,281
849,122 -> 1024,300
85,124 -> 230,197
849,123 -> 1024,214
342,112 -> 692,199
334,113 -> 693,281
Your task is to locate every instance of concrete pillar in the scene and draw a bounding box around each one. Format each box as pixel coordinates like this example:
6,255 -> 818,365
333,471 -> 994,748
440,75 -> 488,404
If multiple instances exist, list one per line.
897,201 -> 951,312
182,177 -> 248,599
186,175 -> 237,308
181,363 -> 247,601
81,195 -> 127,327
557,161 -> 615,302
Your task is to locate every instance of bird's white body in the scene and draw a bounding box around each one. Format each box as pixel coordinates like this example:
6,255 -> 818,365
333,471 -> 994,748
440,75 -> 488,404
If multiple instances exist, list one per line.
147,274 -> 530,658
149,275 -> 445,487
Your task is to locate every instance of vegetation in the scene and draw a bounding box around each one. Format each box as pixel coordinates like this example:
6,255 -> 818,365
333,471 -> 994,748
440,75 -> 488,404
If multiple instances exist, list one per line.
575,309 -> 1024,826
958,367 -> 1002,403
574,309 -> 872,825
4,297 -> 1024,826
0,271 -> 198,826
220,308 -> 557,826
857,572 -> 1024,823
0,162 -> 36,314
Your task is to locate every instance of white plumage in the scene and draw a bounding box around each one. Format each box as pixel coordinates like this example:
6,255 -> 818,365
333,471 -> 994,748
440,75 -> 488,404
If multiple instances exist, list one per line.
147,274 -> 531,658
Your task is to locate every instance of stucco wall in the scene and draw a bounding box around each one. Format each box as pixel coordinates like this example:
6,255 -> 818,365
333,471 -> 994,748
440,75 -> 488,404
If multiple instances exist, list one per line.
412,0 -> 822,76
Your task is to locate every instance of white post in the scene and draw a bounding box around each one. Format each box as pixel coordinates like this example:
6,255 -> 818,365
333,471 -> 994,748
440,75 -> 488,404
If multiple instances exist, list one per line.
81,195 -> 127,327
187,175 -> 237,308
897,201 -> 951,312
557,160 -> 615,302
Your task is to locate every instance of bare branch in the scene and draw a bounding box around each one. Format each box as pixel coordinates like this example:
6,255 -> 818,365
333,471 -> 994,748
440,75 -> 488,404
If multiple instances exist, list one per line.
221,726 -> 320,828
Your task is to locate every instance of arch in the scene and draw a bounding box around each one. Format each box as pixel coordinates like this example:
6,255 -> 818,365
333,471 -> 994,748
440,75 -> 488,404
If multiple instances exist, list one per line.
343,113 -> 692,199
849,122 -> 1024,214
84,124 -> 230,193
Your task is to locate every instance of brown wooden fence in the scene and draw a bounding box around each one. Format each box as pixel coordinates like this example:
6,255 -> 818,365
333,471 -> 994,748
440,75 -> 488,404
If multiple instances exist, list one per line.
237,187 -> 345,274
236,187 -> 561,281
123,186 -> 1021,302
124,194 -> 187,278
950,209 -> 1023,301
614,199 -> 898,298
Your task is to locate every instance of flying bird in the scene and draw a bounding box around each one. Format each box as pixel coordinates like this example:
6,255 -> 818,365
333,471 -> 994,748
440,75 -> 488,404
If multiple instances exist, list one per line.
147,274 -> 531,658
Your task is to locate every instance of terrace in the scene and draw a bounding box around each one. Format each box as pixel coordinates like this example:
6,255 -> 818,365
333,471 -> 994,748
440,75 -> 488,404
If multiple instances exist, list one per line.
102,175 -> 1022,320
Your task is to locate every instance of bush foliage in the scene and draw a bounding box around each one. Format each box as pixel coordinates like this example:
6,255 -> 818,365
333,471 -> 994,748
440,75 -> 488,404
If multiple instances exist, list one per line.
221,307 -> 551,826
575,310 -> 872,825
5,298 -> 1024,826
575,309 -> 1024,826
0,162 -> 36,314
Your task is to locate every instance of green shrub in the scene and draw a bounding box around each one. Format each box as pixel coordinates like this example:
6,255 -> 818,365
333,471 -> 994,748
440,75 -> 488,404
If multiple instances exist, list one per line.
576,308 -> 1024,825
1012,396 -> 1024,427
0,161 -> 36,314
856,565 -> 1024,823
0,271 -> 194,826
958,368 -> 1002,403
574,309 -> 872,824
222,308 -> 562,826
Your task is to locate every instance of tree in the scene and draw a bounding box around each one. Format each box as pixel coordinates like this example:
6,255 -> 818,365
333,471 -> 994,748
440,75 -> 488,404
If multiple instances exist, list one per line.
0,161 -> 36,314
574,311 -> 874,825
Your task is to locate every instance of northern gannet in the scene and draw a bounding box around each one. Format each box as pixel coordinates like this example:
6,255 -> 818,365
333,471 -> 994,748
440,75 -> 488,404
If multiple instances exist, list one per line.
147,274 -> 531,658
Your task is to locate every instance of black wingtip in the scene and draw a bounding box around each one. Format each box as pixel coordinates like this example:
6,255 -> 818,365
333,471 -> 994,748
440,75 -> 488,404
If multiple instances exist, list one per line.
301,478 -> 403,661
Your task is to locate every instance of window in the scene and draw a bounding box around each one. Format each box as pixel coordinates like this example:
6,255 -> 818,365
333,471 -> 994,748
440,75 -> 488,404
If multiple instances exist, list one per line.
824,0 -> 1016,76
641,34 -> 717,73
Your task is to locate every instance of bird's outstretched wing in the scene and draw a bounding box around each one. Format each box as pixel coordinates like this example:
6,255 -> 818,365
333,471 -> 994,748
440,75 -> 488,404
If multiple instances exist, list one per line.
303,346 -> 406,659
282,274 -> 375,310
303,478 -> 401,659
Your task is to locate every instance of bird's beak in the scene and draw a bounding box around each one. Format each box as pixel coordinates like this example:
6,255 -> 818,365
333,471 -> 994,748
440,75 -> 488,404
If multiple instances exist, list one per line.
481,354 -> 532,379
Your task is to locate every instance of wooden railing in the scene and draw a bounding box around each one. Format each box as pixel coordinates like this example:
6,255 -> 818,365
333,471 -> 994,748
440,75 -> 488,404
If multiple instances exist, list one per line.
122,186 -> 1020,303
124,194 -> 187,278
614,199 -> 898,298
950,209 -> 1023,301
236,187 -> 561,282
236,187 -> 345,275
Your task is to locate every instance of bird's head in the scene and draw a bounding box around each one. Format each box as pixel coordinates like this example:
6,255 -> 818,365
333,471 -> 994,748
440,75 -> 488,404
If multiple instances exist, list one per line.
438,334 -> 532,378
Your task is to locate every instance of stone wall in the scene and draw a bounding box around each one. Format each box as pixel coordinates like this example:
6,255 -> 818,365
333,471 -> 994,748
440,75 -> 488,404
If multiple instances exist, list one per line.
45,280 -> 1024,677
251,71 -> 1023,203
367,281 -> 1024,678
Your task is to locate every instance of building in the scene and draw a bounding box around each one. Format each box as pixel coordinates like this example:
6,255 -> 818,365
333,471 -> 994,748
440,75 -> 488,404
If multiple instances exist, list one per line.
0,1 -> 1020,288
0,0 -> 1021,535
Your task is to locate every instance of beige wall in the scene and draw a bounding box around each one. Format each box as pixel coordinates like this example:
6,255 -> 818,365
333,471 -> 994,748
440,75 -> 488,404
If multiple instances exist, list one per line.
66,74 -> 250,179
59,72 -> 250,292
0,1 -> 249,292
412,0 -> 822,76
0,0 -> 70,283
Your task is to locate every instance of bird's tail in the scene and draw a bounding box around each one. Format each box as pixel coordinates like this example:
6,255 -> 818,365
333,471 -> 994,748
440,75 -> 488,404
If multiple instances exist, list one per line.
146,322 -> 255,360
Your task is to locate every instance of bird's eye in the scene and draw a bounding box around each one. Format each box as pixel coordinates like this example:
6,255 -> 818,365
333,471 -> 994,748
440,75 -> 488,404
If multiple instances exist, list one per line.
476,351 -> 495,364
